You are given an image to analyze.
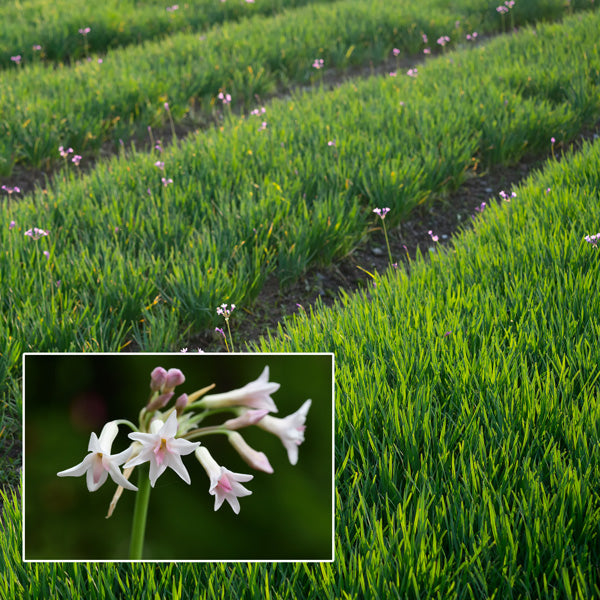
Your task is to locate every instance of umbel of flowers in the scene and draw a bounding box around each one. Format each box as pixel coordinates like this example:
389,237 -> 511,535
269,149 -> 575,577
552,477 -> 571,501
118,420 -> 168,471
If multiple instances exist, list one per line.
57,366 -> 311,557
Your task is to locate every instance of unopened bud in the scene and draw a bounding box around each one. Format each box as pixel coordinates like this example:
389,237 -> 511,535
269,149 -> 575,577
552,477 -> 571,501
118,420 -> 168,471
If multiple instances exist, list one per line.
164,368 -> 185,391
150,366 -> 167,391
228,432 -> 273,473
146,391 -> 174,411
224,409 -> 269,430
175,393 -> 189,411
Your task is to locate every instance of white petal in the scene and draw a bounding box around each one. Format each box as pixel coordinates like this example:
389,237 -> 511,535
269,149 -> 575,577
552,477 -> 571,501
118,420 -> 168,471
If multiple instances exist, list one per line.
165,453 -> 192,484
107,463 -> 138,491
168,438 -> 200,456
57,454 -> 94,477
97,421 -> 119,452
161,411 -> 179,438
86,462 -> 109,492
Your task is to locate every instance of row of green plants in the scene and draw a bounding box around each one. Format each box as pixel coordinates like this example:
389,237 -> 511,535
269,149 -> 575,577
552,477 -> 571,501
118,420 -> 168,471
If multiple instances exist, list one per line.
0,0 -> 338,68
2,9 -> 600,391
2,102 -> 599,600
0,0 -> 596,173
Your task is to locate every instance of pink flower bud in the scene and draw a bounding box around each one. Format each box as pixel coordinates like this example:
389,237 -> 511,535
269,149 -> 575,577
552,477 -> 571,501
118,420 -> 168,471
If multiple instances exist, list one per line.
150,366 -> 167,391
146,391 -> 174,411
175,393 -> 189,411
165,368 -> 185,390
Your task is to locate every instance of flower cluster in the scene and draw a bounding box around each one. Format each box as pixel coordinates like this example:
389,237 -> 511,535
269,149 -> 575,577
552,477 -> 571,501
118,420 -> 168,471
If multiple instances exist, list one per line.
58,366 -> 311,516
218,91 -> 232,104
1,185 -> 20,194
499,190 -> 517,201
312,58 -> 324,69
373,207 -> 390,219
216,303 -> 235,320
584,233 -> 600,247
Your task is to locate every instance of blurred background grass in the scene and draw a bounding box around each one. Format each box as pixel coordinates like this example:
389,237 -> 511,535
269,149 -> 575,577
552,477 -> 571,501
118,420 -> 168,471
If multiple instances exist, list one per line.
24,353 -> 333,560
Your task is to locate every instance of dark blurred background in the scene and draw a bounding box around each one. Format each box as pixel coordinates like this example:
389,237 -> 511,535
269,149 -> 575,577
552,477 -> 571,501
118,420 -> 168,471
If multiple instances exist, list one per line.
24,353 -> 333,560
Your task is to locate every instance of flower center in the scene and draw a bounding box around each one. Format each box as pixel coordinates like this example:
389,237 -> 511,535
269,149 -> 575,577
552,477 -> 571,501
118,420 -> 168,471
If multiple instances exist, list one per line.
154,438 -> 168,466
218,473 -> 233,493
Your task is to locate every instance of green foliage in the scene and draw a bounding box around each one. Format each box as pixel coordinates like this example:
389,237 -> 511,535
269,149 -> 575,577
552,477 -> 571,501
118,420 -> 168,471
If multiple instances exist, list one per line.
0,0 -> 596,171
0,0 -> 340,67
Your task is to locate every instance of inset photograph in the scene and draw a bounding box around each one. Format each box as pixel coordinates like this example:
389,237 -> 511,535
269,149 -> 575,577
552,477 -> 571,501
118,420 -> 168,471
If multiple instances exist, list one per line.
23,353 -> 333,561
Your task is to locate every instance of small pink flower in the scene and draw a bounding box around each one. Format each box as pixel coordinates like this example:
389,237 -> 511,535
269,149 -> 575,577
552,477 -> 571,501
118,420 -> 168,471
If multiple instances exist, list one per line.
71,154 -> 82,166
428,230 -> 439,242
166,4 -> 179,11
9,221 -> 16,230
195,447 -> 253,514
407,68 -> 418,77
125,412 -> 199,487
24,227 -> 49,240
499,190 -> 517,201
57,421 -> 138,492
389,72 -> 397,77
312,58 -> 324,69
422,34 -> 428,43
551,137 -> 556,144
154,160 -> 164,169
218,91 -> 231,104
43,250 -> 50,258
328,140 -> 336,147
257,400 -> 311,465
423,48 -> 431,54
10,55 -> 21,64
33,45 -> 42,51
258,121 -> 267,131
1,185 -> 20,194
392,48 -> 400,56
437,36 -> 450,46
373,207 -> 390,219
79,27 -> 91,35
497,5 -> 509,13
59,146 -> 73,158
466,32 -> 478,41
250,107 -> 266,116
161,177 -> 173,186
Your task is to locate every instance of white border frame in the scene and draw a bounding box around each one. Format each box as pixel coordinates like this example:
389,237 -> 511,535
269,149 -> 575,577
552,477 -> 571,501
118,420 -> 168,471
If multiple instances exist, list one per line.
22,352 -> 335,563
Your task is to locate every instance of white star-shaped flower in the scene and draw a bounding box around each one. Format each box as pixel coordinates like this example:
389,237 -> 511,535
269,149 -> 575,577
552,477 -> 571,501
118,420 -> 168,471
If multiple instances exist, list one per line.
125,411 -> 199,487
57,421 -> 137,492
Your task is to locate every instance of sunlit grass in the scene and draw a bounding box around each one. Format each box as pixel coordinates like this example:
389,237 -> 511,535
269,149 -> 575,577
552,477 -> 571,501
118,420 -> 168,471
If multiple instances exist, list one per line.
0,0 -> 596,173
3,109 -> 600,600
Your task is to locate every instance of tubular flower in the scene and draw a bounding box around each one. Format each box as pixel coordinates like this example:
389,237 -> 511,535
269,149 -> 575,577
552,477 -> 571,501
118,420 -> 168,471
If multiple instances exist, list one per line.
57,421 -> 138,492
200,366 -> 280,412
228,431 -> 273,473
195,447 -> 253,514
125,411 -> 199,487
257,400 -> 312,465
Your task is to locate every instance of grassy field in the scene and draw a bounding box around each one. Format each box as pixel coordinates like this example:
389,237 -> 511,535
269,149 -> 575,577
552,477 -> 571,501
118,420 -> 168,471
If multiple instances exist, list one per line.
2,0 -> 600,596
0,0 -> 595,173
3,98 -> 599,600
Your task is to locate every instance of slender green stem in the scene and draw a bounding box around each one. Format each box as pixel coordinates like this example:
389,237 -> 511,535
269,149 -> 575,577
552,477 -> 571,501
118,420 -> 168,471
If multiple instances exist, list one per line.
111,419 -> 139,432
129,464 -> 151,560
382,220 -> 393,266
225,318 -> 235,352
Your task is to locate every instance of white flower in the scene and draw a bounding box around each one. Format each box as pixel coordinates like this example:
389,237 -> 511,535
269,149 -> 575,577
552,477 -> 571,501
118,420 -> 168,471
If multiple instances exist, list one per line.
200,366 -> 280,412
257,400 -> 312,465
57,421 -> 137,492
125,411 -> 199,487
195,447 -> 253,514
